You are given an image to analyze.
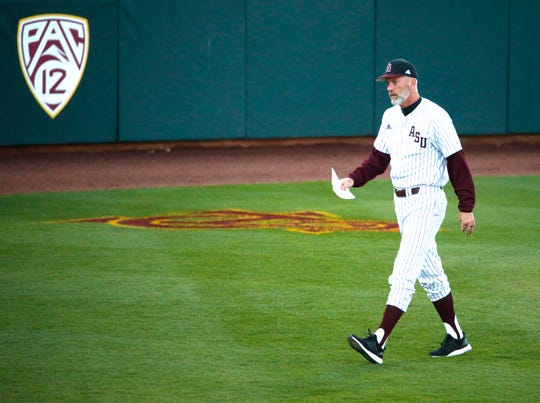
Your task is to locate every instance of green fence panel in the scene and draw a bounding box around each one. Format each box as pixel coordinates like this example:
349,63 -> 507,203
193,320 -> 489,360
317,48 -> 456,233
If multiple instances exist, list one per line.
246,0 -> 375,139
375,0 -> 508,135
0,0 -> 117,146
1,0 -> 539,146
118,0 -> 245,142
508,1 -> 540,133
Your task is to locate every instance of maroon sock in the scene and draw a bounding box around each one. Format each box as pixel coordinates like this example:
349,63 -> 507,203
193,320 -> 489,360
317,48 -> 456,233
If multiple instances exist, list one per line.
432,292 -> 462,339
377,304 -> 404,346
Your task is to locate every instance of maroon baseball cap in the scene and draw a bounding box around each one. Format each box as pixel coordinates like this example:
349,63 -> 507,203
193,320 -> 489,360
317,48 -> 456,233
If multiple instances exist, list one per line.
376,58 -> 418,81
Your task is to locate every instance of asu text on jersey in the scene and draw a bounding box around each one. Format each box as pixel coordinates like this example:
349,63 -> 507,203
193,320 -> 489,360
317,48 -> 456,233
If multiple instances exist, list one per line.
374,98 -> 462,190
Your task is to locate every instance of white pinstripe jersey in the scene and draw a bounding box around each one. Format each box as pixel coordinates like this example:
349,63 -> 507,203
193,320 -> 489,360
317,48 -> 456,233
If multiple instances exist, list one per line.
374,98 -> 462,189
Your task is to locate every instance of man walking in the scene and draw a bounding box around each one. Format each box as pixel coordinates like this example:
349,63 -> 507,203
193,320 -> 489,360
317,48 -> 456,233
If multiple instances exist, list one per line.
340,58 -> 476,364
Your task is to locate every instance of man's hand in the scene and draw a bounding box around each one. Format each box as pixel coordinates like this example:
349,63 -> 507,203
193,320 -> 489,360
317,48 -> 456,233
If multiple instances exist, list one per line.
340,177 -> 354,191
459,211 -> 475,236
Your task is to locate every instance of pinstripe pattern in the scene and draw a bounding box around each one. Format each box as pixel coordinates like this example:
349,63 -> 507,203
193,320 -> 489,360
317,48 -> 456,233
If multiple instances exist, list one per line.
387,187 -> 449,311
374,98 -> 462,189
373,98 -> 460,312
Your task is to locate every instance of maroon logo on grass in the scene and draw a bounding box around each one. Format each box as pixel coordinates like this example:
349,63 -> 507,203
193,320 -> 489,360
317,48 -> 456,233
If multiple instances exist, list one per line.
17,14 -> 89,118
58,209 -> 399,234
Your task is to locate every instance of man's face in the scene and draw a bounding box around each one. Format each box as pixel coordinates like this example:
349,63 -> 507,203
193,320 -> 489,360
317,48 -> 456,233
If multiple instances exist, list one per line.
385,76 -> 414,106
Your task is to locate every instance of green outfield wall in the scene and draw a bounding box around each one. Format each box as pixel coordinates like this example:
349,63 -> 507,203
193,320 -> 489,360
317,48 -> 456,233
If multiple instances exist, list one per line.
1,0 -> 539,146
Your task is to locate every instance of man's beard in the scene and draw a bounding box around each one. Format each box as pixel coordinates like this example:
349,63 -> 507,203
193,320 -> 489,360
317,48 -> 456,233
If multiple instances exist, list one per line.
390,87 -> 410,106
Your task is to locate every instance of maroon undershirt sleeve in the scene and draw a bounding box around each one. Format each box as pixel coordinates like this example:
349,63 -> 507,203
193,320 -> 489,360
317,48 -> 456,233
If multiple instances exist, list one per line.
348,147 -> 390,187
446,150 -> 475,212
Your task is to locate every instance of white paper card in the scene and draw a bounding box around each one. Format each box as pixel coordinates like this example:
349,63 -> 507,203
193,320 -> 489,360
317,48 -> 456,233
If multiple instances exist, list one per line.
331,167 -> 355,200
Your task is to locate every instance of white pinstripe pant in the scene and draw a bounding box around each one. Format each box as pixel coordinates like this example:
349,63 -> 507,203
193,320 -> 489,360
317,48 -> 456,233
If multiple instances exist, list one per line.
387,186 -> 451,311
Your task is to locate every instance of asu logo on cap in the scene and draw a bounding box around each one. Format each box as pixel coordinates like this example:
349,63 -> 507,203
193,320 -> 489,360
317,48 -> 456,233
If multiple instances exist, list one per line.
17,14 -> 89,119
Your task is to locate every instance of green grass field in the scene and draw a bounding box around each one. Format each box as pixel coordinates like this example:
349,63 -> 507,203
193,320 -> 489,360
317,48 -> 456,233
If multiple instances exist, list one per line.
1,176 -> 539,401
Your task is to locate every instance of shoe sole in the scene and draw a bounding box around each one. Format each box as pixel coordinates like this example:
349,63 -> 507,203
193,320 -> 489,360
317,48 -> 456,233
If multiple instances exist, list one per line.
430,343 -> 472,358
347,335 -> 383,364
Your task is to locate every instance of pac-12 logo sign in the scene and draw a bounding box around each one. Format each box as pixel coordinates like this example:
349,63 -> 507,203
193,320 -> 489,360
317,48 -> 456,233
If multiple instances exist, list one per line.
17,14 -> 89,119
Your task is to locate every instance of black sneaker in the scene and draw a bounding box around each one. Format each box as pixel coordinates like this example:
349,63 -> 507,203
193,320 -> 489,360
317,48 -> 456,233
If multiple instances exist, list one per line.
348,331 -> 384,364
429,333 -> 472,357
